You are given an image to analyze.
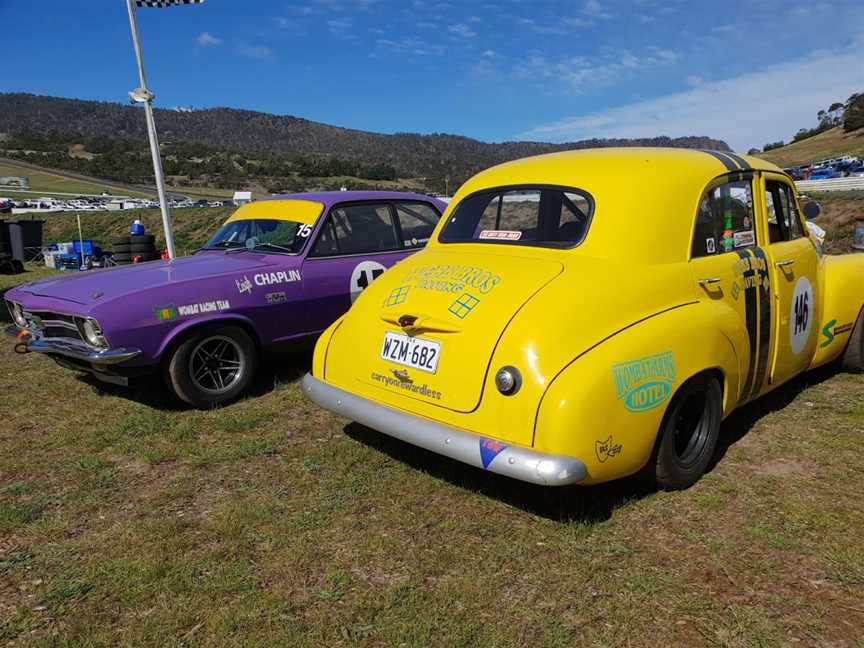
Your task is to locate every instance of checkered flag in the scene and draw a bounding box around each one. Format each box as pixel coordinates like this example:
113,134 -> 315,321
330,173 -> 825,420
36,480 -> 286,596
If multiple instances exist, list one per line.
135,0 -> 203,7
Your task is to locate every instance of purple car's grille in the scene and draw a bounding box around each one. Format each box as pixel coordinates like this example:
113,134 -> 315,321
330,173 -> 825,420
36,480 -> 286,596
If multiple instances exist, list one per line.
24,310 -> 83,342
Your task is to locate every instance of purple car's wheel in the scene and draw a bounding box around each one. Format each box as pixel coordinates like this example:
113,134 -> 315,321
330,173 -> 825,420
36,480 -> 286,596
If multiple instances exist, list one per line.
189,335 -> 245,393
166,325 -> 257,409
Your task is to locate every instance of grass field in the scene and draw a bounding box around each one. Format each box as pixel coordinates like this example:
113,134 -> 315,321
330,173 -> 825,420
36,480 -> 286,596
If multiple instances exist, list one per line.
0,162 -> 151,199
1,201 -> 863,646
759,127 -> 864,168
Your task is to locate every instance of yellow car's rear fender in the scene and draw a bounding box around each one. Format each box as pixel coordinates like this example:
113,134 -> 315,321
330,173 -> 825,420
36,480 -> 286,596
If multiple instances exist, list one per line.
811,254 -> 864,368
534,303 -> 739,485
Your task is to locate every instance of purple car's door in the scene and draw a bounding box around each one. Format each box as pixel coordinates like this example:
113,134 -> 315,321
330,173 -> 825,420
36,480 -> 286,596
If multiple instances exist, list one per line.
300,200 -> 441,334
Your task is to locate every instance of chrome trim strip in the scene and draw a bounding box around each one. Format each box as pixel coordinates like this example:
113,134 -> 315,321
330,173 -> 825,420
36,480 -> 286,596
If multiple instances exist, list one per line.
301,373 -> 588,486
6,326 -> 141,365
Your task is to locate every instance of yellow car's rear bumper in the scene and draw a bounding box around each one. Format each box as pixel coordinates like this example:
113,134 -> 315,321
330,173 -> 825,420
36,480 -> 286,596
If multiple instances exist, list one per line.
302,373 -> 588,486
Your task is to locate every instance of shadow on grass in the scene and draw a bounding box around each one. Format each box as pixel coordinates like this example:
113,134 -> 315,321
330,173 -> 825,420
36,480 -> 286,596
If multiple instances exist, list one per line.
344,422 -> 654,524
345,363 -> 843,524
709,361 -> 840,471
73,343 -> 312,412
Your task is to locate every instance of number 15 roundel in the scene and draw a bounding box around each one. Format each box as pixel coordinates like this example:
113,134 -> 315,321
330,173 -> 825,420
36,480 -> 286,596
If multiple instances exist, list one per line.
350,261 -> 387,303
789,276 -> 813,355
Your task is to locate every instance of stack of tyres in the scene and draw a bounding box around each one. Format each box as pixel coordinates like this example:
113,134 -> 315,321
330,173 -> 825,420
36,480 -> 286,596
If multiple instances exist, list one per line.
112,234 -> 159,265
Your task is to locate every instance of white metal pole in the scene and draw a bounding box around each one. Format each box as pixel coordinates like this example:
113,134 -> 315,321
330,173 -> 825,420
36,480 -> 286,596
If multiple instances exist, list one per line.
76,212 -> 85,271
125,0 -> 177,260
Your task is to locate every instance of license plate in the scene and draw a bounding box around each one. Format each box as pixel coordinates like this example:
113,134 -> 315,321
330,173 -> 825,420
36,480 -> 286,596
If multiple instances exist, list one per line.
380,331 -> 440,374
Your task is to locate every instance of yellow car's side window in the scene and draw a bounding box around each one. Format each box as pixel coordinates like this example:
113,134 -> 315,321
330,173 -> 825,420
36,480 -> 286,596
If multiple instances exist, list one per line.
691,178 -> 756,258
765,180 -> 803,243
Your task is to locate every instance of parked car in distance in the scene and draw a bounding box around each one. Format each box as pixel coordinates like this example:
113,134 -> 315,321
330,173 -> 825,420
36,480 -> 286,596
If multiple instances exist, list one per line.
6,191 -> 445,408
303,148 -> 864,491
809,167 -> 838,180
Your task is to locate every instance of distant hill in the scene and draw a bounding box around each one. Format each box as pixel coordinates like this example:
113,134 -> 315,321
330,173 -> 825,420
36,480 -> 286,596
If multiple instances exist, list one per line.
0,93 -> 730,182
758,126 -> 864,168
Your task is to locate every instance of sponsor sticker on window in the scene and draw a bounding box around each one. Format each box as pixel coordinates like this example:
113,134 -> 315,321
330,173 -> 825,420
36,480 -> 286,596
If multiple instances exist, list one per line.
479,230 -> 522,241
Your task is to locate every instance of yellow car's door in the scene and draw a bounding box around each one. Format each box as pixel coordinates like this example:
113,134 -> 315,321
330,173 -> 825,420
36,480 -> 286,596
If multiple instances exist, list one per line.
688,173 -> 771,404
761,173 -> 820,388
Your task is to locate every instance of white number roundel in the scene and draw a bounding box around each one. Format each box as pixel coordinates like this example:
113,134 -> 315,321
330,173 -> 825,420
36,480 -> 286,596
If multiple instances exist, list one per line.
349,261 -> 386,303
789,276 -> 813,355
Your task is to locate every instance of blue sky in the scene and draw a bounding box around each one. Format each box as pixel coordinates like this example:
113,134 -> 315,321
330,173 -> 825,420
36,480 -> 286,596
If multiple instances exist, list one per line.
1,0 -> 862,151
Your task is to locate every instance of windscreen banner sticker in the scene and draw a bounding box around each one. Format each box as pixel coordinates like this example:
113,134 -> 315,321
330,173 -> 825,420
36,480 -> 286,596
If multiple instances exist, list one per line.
254,270 -> 301,287
351,261 -> 387,303
612,351 -> 676,412
789,276 -> 813,354
402,264 -> 502,295
479,230 -> 522,241
479,438 -> 509,469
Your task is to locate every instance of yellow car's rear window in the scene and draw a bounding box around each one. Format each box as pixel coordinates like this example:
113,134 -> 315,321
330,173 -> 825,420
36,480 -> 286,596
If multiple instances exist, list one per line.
439,186 -> 593,248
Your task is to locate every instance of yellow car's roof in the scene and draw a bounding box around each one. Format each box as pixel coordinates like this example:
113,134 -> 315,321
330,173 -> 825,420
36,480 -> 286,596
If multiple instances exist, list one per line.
226,199 -> 324,225
442,147 -> 783,265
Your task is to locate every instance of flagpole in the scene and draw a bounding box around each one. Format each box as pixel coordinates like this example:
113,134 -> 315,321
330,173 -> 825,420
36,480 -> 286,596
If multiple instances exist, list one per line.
125,0 -> 177,260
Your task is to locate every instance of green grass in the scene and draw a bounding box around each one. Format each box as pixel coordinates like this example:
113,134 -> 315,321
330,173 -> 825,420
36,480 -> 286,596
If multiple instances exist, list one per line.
0,161 -> 151,198
0,344 -> 861,646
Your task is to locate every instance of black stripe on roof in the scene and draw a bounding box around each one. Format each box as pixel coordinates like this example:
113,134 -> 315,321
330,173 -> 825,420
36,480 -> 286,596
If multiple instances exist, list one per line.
724,152 -> 752,170
700,150 -> 738,172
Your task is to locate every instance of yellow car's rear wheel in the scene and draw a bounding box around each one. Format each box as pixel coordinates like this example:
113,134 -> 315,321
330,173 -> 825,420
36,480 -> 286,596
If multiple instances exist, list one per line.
652,373 -> 722,490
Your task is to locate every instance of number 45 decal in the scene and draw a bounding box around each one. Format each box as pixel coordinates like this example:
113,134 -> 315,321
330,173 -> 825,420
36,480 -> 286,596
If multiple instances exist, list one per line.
350,261 -> 387,303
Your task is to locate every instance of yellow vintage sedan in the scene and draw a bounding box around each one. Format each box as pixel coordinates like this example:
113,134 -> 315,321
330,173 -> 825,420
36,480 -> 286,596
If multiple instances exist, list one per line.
302,148 -> 864,489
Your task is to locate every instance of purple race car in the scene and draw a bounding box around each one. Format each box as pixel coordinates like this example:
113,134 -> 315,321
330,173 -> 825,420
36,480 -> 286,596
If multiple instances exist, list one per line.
5,191 -> 445,407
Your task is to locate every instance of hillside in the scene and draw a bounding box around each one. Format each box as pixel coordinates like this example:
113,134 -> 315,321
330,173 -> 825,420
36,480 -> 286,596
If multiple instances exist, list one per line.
0,93 -> 730,186
759,126 -> 864,168
0,158 -> 153,199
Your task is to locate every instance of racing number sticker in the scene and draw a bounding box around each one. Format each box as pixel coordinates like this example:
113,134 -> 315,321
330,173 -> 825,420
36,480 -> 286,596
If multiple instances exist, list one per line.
350,261 -> 386,303
789,276 -> 813,354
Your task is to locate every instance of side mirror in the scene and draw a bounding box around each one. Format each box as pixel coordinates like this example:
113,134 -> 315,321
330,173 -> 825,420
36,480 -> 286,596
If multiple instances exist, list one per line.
802,201 -> 821,221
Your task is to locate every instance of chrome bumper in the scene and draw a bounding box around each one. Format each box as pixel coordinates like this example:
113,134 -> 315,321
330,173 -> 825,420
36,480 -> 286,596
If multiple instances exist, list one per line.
301,373 -> 588,486
5,326 -> 142,365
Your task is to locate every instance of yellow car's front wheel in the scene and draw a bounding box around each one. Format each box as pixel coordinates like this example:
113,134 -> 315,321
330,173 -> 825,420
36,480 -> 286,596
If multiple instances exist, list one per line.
652,373 -> 722,490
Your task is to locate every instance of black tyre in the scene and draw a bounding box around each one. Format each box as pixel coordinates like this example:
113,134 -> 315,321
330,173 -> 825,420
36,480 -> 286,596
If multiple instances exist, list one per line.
130,243 -> 156,253
842,308 -> 864,372
651,373 -> 722,490
113,253 -> 132,262
112,243 -> 132,253
11,259 -> 24,274
134,253 -> 160,262
166,324 -> 258,409
130,234 -> 155,245
111,235 -> 131,245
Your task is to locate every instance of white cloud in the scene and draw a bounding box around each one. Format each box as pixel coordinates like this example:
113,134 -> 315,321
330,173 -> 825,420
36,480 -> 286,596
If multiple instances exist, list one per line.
237,43 -> 274,60
512,46 -> 678,89
521,40 -> 864,151
447,22 -> 477,38
196,32 -> 222,47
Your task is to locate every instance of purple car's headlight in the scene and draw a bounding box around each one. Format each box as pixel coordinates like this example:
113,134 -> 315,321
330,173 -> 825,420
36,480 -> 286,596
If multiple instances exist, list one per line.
75,317 -> 108,349
7,301 -> 26,329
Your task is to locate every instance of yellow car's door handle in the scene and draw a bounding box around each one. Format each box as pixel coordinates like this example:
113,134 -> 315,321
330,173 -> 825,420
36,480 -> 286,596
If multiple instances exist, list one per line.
697,277 -> 721,286
775,259 -> 795,268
